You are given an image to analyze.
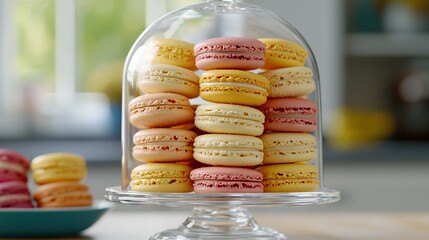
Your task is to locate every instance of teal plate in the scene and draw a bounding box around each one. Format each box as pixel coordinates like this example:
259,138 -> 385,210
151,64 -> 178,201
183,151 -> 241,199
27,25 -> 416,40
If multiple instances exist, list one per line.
0,200 -> 114,237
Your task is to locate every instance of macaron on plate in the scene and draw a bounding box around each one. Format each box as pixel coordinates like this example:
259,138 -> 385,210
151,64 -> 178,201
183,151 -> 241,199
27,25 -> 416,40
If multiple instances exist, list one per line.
0,200 -> 113,237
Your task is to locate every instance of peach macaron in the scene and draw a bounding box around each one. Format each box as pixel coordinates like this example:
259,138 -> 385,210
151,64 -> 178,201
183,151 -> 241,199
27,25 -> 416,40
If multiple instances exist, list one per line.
33,181 -> 93,208
132,128 -> 197,163
129,93 -> 195,129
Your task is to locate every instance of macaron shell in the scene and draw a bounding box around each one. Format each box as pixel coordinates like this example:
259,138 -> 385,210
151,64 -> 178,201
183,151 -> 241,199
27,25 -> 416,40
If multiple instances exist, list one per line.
131,163 -> 192,178
0,168 -> 27,183
0,181 -> 33,208
34,181 -> 93,208
130,178 -> 193,192
261,133 -> 317,164
256,163 -> 319,192
0,149 -> 30,170
137,64 -> 199,98
258,38 -> 308,69
133,128 -> 197,145
259,98 -> 317,132
132,129 -> 197,163
195,53 -> 265,70
129,93 -> 194,129
193,180 -> 263,193
261,67 -> 315,98
193,134 -> 263,166
195,104 -> 265,136
130,163 -> 192,192
190,167 -> 263,181
32,168 -> 87,185
199,70 -> 269,106
144,38 -> 196,70
194,37 -> 265,70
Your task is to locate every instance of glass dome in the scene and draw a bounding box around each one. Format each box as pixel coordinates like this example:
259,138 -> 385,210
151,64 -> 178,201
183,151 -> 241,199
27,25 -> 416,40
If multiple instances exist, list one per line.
107,0 -> 339,239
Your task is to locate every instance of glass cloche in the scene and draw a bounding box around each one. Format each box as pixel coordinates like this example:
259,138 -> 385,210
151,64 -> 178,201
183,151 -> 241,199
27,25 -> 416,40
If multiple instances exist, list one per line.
105,1 -> 340,239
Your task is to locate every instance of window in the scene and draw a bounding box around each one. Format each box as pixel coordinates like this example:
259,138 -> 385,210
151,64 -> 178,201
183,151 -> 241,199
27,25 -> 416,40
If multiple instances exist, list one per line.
0,0 -> 201,139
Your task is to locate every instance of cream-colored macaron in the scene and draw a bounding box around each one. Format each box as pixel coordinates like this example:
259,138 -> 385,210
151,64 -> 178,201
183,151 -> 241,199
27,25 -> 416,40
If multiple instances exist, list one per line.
261,66 -> 315,98
193,134 -> 263,167
195,103 -> 265,136
260,133 -> 317,164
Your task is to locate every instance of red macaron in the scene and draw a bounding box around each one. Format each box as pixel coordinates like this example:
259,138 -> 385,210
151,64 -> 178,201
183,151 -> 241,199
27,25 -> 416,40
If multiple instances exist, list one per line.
0,181 -> 33,208
0,149 -> 30,183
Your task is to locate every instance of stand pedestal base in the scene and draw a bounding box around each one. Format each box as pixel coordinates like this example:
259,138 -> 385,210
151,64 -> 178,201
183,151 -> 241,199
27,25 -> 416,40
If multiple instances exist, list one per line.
105,186 -> 340,239
150,207 -> 286,240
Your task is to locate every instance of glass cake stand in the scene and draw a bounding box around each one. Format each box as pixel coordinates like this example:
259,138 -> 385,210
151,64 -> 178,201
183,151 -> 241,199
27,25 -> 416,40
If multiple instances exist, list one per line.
105,187 -> 339,239
106,0 -> 340,239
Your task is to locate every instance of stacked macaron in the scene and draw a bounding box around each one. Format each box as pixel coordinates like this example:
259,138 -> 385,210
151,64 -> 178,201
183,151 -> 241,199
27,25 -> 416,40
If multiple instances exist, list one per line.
31,153 -> 93,208
256,38 -> 319,192
0,149 -> 33,208
130,36 -> 321,194
190,37 -> 269,193
128,38 -> 198,192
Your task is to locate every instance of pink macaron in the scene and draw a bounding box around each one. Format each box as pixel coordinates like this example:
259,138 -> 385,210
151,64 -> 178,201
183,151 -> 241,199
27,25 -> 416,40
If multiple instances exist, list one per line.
194,37 -> 265,70
0,181 -> 33,208
259,98 -> 318,132
0,149 -> 30,183
190,167 -> 263,193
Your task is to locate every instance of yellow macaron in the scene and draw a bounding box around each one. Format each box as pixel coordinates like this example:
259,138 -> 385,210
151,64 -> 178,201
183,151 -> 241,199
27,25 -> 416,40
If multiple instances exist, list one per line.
31,153 -> 87,185
256,163 -> 319,192
199,70 -> 269,106
143,38 -> 196,70
130,163 -> 193,192
258,38 -> 308,69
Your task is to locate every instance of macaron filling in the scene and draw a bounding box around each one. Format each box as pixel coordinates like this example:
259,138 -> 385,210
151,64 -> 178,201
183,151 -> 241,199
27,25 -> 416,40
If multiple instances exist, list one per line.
0,162 -> 26,174
195,44 -> 265,54
200,82 -> 268,93
0,194 -> 30,202
196,52 -> 265,61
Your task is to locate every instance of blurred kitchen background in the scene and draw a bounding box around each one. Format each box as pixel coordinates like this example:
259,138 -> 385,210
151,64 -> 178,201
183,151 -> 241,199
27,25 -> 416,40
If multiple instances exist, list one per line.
0,0 -> 428,212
